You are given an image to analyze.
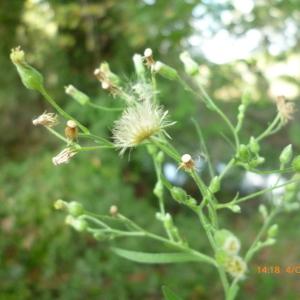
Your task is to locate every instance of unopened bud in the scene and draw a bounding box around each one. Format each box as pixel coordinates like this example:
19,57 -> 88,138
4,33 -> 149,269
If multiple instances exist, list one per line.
65,85 -> 90,106
110,205 -> 118,216
10,46 -> 44,92
153,61 -> 178,80
280,144 -> 293,166
179,51 -> 199,76
68,201 -> 84,217
268,224 -> 278,238
133,54 -> 146,80
259,204 -> 268,220
54,199 -> 68,210
292,155 -> 300,172
249,137 -> 260,154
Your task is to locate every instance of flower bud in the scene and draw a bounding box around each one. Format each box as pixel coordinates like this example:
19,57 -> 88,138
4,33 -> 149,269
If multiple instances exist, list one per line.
223,236 -> 241,255
292,155 -> 300,172
65,85 -> 90,106
54,199 -> 68,210
267,224 -> 278,238
224,255 -> 247,280
179,51 -> 199,76
249,137 -> 260,154
279,144 -> 293,166
68,201 -> 84,217
10,47 -> 44,92
259,204 -> 268,220
133,54 -> 146,80
209,176 -> 221,194
237,144 -> 251,162
110,205 -> 118,216
229,205 -> 241,213
154,181 -> 163,199
65,215 -> 87,232
170,187 -> 188,203
153,61 -> 178,80
156,151 -> 164,164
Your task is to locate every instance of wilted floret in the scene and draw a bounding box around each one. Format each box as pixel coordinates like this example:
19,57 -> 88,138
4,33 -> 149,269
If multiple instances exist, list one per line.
52,148 -> 77,166
32,112 -> 58,127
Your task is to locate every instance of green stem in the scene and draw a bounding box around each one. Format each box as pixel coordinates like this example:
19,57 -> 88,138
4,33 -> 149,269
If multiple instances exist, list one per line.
88,102 -> 123,112
256,114 -> 281,142
40,87 -> 89,134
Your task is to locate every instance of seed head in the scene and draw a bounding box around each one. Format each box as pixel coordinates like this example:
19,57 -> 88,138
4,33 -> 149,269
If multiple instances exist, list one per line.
32,112 -> 58,127
112,100 -> 175,154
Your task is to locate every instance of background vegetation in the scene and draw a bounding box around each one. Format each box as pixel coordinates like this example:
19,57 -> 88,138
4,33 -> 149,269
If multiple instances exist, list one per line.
1,0 -> 300,299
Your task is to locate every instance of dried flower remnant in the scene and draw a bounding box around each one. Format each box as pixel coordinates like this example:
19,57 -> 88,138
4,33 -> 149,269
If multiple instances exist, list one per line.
65,120 -> 78,141
32,112 -> 58,127
94,62 -> 120,96
52,148 -> 77,166
112,100 -> 175,154
144,48 -> 155,69
276,95 -> 295,124
179,154 -> 195,171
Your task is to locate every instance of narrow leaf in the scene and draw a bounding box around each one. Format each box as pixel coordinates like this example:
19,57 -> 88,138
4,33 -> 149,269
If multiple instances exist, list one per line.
111,248 -> 201,264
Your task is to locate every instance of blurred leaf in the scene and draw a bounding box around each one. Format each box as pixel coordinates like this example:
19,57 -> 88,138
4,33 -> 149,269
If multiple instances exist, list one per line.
162,286 -> 183,300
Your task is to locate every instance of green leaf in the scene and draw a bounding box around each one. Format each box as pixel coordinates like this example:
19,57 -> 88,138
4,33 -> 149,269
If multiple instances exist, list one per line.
111,248 -> 201,264
162,286 -> 183,300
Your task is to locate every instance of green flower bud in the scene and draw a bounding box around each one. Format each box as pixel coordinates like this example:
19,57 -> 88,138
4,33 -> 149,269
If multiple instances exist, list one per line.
133,54 -> 146,80
65,215 -> 87,232
54,199 -> 68,210
170,187 -> 188,203
156,151 -> 164,164
229,205 -> 241,213
237,144 -> 251,162
65,85 -> 90,106
68,201 -> 84,217
179,51 -> 199,76
267,224 -> 278,238
209,176 -> 221,194
292,155 -> 300,172
280,144 -> 293,165
154,181 -> 163,199
249,137 -> 260,154
154,61 -> 178,80
10,47 -> 44,92
258,204 -> 268,220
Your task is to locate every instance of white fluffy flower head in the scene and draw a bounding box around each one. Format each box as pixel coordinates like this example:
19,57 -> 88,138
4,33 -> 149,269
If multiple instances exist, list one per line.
112,100 -> 175,154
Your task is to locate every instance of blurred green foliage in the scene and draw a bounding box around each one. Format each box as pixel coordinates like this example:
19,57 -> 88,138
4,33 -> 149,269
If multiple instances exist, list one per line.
1,0 -> 300,299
